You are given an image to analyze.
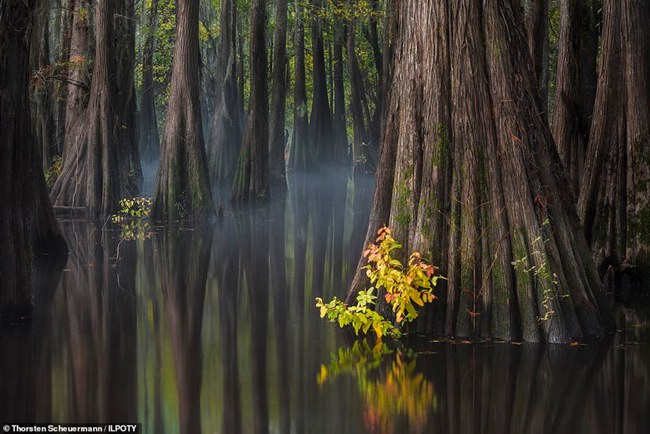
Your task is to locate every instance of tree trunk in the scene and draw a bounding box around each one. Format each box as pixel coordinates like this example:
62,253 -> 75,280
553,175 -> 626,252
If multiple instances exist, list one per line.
51,0 -> 138,216
525,0 -> 550,112
347,12 -> 372,175
64,0 -> 91,138
333,2 -> 348,163
231,0 -> 269,204
578,0 -> 650,272
139,0 -> 160,164
551,0 -> 600,194
53,0 -> 73,156
208,0 -> 242,186
289,0 -> 314,172
29,0 -> 57,171
151,0 -> 215,220
309,0 -> 334,164
268,0 -> 289,184
0,0 -> 67,324
346,0 -> 613,344
115,0 -> 142,190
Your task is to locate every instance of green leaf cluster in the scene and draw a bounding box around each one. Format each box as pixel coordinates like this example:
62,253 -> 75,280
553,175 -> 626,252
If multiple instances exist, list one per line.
316,226 -> 442,340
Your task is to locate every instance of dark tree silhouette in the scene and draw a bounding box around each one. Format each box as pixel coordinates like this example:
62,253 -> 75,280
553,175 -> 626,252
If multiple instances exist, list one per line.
208,0 -> 242,186
0,0 -> 67,324
232,0 -> 269,204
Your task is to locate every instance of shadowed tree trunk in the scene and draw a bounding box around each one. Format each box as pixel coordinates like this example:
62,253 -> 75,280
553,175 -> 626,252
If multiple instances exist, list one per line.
208,0 -> 242,186
346,0 -> 613,344
29,0 -> 57,171
525,0 -> 550,111
151,0 -> 215,220
63,0 -> 91,140
52,1 -> 74,156
139,0 -> 160,164
551,0 -> 600,194
309,0 -> 334,164
333,2 -> 348,163
0,0 -> 67,324
578,0 -> 650,272
268,0 -> 288,184
232,0 -> 269,204
115,0 -> 142,190
289,0 -> 314,172
51,0 -> 138,216
347,8 -> 372,175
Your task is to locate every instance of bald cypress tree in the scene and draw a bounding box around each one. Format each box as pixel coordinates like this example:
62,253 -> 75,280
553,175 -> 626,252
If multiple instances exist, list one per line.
231,0 -> 269,204
1,0 -> 67,324
578,0 -> 650,272
151,0 -> 215,220
347,0 -> 613,344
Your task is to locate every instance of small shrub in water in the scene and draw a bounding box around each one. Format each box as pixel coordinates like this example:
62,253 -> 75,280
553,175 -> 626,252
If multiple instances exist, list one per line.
316,226 -> 442,339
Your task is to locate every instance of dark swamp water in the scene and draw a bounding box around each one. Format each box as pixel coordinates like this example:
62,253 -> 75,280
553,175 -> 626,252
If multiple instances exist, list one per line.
1,169 -> 649,433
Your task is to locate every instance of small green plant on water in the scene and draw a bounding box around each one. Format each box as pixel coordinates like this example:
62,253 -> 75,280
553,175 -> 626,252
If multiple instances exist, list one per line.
510,219 -> 568,323
111,197 -> 152,241
316,226 -> 442,339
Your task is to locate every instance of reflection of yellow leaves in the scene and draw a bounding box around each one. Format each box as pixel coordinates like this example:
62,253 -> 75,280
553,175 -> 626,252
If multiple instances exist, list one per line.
317,365 -> 328,386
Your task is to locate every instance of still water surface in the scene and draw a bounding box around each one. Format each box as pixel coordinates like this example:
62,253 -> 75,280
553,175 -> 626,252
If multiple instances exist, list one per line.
1,170 -> 649,433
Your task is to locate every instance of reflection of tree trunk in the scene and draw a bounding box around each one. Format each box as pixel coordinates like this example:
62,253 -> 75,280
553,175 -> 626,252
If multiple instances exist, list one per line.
237,209 -> 270,434
57,222 -> 137,422
269,195 -> 291,433
156,227 -> 214,434
212,219 -> 242,434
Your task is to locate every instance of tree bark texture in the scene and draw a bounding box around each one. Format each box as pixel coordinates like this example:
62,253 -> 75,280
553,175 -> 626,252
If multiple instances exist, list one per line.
0,0 -> 67,323
268,0 -> 289,184
346,0 -> 613,343
578,0 -> 650,272
151,0 -> 215,220
208,0 -> 242,186
51,0 -> 138,216
232,0 -> 269,204
139,0 -> 160,164
551,0 -> 599,194
525,0 -> 550,112
64,0 -> 91,138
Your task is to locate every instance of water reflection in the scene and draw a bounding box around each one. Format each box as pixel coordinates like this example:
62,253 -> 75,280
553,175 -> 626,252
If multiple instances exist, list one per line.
0,171 -> 648,434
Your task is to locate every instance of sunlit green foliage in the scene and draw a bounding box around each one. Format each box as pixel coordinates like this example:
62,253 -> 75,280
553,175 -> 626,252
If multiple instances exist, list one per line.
316,226 -> 441,339
111,197 -> 153,241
